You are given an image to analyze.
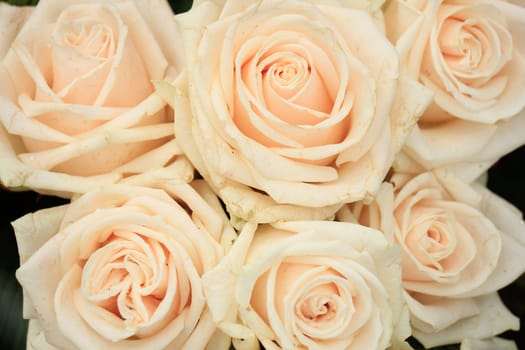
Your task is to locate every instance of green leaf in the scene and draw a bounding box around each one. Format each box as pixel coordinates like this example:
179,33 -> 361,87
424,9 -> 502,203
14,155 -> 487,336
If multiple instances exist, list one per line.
0,0 -> 38,5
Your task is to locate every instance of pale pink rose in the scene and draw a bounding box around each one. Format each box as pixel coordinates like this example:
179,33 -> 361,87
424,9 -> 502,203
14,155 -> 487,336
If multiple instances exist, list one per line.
0,0 -> 189,197
337,170 -> 525,347
202,220 -> 411,350
385,0 -> 525,180
14,181 -> 232,350
160,0 -> 432,223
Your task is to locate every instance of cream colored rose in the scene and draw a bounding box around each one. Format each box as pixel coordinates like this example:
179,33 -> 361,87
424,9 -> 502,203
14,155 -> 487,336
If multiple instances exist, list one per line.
385,0 -> 525,179
202,220 -> 410,350
337,170 -> 525,347
14,182 -> 232,350
0,0 -> 189,196
163,0 -> 431,223
419,0 -> 525,122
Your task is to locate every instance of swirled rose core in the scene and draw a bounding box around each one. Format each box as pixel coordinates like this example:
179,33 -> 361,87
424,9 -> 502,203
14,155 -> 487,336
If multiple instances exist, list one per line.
39,4 -> 154,107
419,2 -> 519,123
250,257 -> 388,349
232,29 -> 352,155
387,172 -> 502,296
2,2 -> 179,178
80,228 -> 188,337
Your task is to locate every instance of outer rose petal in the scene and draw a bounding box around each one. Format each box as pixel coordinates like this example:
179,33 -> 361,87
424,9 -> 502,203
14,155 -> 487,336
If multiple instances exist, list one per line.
27,320 -> 60,350
202,220 -> 410,350
460,337 -> 518,350
14,183 -> 231,350
459,182 -> 525,297
170,0 -> 431,222
0,0 -> 188,197
411,293 -> 519,349
400,113 -> 525,182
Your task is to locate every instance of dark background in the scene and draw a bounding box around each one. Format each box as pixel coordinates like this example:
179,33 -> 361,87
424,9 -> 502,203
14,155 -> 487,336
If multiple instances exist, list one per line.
0,0 -> 524,349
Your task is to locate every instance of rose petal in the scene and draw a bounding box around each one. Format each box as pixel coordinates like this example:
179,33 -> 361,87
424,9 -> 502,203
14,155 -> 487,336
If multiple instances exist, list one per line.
460,337 -> 518,350
412,293 -> 520,348
0,3 -> 32,58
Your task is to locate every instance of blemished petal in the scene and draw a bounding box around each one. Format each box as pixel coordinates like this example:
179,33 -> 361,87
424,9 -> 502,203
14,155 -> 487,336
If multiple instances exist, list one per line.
412,293 -> 520,349
404,118 -> 498,168
11,205 -> 68,266
218,181 -> 342,223
404,291 -> 480,333
455,183 -> 525,298
16,233 -> 77,349
26,320 -> 60,350
403,108 -> 525,182
460,337 -> 518,350
10,206 -> 68,320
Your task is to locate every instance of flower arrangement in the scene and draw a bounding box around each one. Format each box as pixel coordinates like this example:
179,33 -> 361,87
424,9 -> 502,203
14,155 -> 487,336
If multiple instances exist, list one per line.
0,0 -> 524,349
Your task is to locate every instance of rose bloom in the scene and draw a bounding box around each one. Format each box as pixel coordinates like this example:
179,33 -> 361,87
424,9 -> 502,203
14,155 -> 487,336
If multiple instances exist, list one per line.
202,220 -> 410,350
337,169 -> 525,348
164,0 -> 432,223
384,0 -> 525,180
14,181 -> 233,350
0,0 -> 188,197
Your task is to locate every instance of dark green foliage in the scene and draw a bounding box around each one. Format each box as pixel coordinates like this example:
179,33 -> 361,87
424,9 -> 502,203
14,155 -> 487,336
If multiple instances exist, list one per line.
0,0 -> 38,5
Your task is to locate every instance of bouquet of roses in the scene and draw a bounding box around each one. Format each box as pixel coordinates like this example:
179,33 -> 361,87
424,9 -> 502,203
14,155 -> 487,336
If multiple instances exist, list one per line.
0,0 -> 524,349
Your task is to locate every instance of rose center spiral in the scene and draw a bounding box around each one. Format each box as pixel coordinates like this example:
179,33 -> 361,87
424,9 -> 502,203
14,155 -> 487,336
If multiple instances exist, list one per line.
81,230 -> 170,327
53,5 -> 119,60
439,18 -> 487,72
294,281 -> 343,330
60,22 -> 116,58
298,295 -> 336,322
405,209 -> 457,271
